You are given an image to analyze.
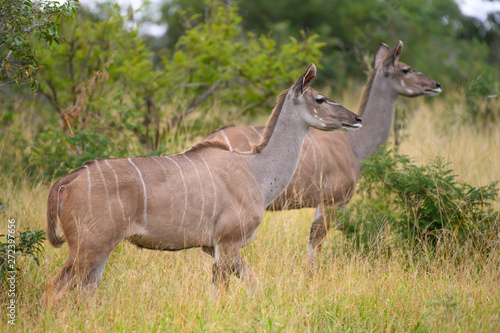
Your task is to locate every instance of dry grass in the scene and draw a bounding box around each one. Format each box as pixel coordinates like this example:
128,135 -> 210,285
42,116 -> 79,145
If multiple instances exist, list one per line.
1,87 -> 499,332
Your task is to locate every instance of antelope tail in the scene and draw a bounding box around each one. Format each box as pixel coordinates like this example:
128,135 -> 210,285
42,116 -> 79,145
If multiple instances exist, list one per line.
46,168 -> 82,248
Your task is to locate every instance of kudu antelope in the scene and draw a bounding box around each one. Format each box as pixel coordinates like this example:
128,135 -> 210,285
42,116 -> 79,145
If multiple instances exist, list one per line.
203,41 -> 441,265
44,64 -> 362,305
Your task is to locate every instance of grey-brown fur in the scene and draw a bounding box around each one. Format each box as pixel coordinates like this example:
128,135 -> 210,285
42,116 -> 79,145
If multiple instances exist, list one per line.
43,64 -> 362,306
203,41 -> 441,265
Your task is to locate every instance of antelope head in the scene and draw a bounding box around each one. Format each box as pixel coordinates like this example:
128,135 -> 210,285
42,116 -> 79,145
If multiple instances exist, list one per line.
290,64 -> 362,132
375,41 -> 442,97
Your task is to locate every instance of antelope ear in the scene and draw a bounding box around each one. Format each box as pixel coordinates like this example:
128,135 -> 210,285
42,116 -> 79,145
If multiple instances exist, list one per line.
374,43 -> 391,68
393,40 -> 403,63
291,64 -> 316,100
383,40 -> 403,69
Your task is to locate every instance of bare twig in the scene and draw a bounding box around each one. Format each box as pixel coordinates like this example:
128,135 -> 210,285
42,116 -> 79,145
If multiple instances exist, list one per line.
1,50 -> 13,69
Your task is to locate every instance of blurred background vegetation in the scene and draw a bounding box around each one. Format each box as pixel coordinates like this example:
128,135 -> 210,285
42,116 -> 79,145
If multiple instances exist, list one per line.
1,0 -> 498,180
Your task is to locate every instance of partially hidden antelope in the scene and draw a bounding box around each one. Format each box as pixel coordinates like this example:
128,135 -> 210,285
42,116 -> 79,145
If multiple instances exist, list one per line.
203,41 -> 441,265
43,64 -> 362,305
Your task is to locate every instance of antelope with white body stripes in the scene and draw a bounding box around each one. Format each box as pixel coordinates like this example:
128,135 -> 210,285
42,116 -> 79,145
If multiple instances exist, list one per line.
43,64 -> 362,306
203,41 -> 441,266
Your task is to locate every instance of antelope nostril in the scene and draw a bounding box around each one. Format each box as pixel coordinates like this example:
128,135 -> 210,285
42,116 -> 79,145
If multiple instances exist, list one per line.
436,82 -> 441,88
355,116 -> 362,123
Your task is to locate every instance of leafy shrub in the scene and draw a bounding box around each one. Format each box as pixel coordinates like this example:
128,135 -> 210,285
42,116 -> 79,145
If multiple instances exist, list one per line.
24,127 -> 126,179
0,0 -> 78,89
0,199 -> 46,284
338,145 -> 499,250
0,229 -> 46,284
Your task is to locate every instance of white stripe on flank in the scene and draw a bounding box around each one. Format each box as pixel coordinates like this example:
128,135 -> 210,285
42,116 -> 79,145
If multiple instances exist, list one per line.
151,156 -> 167,174
305,135 -> 317,176
238,127 -> 253,149
251,126 -> 263,139
196,152 -> 217,220
105,160 -> 126,222
184,155 -> 205,228
128,158 -> 148,225
220,129 -> 233,151
85,165 -> 94,219
95,160 -> 114,223
164,156 -> 188,228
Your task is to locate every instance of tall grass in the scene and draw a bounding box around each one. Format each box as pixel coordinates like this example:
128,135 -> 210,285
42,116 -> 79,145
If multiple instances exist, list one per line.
0,87 -> 499,332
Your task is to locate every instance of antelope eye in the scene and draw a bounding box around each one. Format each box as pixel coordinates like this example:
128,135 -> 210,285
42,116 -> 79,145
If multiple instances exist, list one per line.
315,97 -> 325,104
402,68 -> 411,74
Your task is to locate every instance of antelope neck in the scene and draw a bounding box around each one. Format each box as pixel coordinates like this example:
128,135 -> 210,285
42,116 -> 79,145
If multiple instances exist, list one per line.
243,98 -> 310,208
347,68 -> 399,162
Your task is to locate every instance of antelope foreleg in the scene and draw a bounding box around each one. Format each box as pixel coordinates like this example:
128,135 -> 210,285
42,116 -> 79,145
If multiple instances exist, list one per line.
211,242 -> 252,299
308,204 -> 344,267
307,204 -> 328,267
233,258 -> 258,296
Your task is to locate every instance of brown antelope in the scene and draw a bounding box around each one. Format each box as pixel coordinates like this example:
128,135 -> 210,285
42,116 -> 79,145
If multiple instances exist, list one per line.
203,41 -> 441,265
43,64 -> 362,305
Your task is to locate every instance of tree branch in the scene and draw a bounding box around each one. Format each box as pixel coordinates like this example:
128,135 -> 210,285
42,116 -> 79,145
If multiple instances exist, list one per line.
169,80 -> 221,130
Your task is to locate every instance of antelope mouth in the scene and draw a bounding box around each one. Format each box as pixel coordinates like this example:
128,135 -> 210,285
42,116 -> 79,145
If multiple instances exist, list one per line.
424,88 -> 441,96
341,123 -> 362,132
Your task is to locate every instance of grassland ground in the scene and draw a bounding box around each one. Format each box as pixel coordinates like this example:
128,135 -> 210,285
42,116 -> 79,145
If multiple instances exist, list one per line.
0,87 -> 499,332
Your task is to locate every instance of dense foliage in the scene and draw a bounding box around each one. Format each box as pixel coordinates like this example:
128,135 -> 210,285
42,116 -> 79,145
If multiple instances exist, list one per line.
0,0 -> 79,90
338,145 -> 499,250
0,229 -> 46,284
159,0 -> 499,87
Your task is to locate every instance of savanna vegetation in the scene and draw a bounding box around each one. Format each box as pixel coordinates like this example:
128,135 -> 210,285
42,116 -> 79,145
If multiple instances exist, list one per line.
0,0 -> 499,331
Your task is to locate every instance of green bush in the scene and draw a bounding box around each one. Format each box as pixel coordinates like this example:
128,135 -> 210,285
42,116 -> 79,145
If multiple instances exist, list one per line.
0,229 -> 46,284
0,0 -> 79,89
0,199 -> 46,284
338,145 -> 499,250
24,127 -> 126,179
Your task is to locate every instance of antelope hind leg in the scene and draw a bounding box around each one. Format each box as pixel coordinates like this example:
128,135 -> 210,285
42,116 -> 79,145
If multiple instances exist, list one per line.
44,242 -> 115,307
43,251 -> 80,308
76,254 -> 110,302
